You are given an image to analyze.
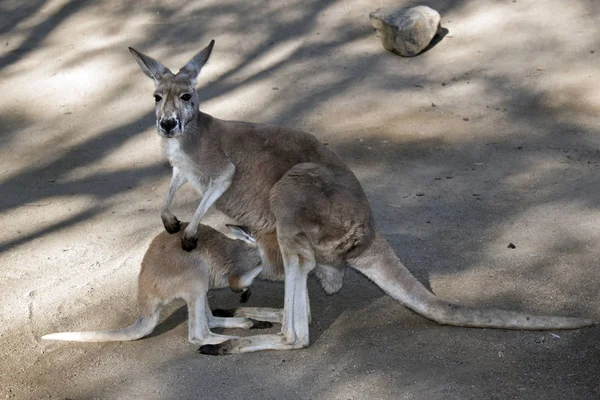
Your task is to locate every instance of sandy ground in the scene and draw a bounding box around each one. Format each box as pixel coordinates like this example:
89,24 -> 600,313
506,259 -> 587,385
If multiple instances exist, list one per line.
1,0 -> 599,398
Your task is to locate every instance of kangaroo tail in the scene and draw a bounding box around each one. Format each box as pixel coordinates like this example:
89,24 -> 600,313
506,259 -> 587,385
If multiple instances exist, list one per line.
42,313 -> 159,342
349,232 -> 595,330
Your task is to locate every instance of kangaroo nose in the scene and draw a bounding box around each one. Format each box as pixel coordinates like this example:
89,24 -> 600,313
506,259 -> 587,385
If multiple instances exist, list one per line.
160,118 -> 177,132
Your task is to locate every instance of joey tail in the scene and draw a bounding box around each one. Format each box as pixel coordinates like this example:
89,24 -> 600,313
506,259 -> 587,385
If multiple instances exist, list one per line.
42,312 -> 159,342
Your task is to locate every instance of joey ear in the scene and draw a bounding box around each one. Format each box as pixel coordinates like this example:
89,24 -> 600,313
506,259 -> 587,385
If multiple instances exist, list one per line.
128,47 -> 172,84
177,40 -> 215,84
226,224 -> 256,244
239,266 -> 263,287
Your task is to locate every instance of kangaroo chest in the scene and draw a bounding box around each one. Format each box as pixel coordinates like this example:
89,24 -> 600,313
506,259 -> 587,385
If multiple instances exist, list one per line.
163,134 -> 276,233
163,139 -> 210,195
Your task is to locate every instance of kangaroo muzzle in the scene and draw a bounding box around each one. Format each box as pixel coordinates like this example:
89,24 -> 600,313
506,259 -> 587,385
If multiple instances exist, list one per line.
159,117 -> 180,136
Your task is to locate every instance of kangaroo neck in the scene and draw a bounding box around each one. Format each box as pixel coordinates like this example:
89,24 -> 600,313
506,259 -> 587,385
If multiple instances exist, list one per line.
183,110 -> 211,138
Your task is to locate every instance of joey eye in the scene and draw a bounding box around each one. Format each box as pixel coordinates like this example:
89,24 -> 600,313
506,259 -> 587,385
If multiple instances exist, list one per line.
180,93 -> 192,101
154,95 -> 162,103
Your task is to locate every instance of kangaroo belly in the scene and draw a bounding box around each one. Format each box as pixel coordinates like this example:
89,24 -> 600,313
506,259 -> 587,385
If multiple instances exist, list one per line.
215,176 -> 278,234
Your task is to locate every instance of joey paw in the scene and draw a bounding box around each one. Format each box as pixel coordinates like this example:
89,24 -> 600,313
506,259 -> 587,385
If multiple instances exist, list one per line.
240,288 -> 251,303
181,235 -> 198,252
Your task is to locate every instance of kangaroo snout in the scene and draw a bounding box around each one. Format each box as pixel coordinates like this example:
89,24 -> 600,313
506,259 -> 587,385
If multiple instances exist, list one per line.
159,118 -> 179,135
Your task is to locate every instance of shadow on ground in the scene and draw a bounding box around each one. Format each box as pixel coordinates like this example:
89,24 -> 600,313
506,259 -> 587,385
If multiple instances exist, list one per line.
1,0 -> 599,399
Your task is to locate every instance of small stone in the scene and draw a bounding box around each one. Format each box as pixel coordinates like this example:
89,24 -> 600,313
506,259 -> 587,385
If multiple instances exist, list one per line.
369,5 -> 442,57
463,117 -> 470,121
416,192 -> 425,196
535,336 -> 545,344
508,243 -> 516,249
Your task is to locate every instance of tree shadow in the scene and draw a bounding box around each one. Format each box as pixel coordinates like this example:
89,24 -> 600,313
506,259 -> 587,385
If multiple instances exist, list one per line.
0,0 -> 91,72
2,0 -> 600,398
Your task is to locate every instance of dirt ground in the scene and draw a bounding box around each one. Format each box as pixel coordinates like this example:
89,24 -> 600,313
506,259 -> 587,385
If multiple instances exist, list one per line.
1,0 -> 599,399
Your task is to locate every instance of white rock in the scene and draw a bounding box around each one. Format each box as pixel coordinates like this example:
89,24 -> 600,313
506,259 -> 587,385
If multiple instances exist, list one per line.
369,5 -> 442,57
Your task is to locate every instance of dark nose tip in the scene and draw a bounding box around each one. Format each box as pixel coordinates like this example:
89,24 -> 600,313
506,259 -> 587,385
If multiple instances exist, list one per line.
160,118 -> 177,132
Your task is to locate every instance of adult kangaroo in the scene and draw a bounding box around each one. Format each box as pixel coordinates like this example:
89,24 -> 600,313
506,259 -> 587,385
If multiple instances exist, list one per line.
128,40 -> 594,354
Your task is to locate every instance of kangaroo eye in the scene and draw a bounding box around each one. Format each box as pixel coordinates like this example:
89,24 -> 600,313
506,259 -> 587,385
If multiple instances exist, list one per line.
180,93 -> 192,101
154,95 -> 162,103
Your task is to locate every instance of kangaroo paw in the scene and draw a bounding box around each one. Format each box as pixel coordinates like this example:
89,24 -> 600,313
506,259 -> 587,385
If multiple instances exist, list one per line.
163,216 -> 181,234
181,235 -> 198,252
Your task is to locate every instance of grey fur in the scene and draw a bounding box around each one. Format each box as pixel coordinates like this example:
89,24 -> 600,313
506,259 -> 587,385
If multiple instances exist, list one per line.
128,42 -> 594,354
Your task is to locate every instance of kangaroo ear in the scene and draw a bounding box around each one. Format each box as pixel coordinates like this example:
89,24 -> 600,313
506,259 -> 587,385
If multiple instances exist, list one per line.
226,224 -> 256,244
177,40 -> 215,85
128,47 -> 172,85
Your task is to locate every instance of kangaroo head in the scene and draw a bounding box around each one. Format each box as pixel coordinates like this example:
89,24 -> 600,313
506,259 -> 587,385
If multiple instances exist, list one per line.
128,40 -> 215,138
